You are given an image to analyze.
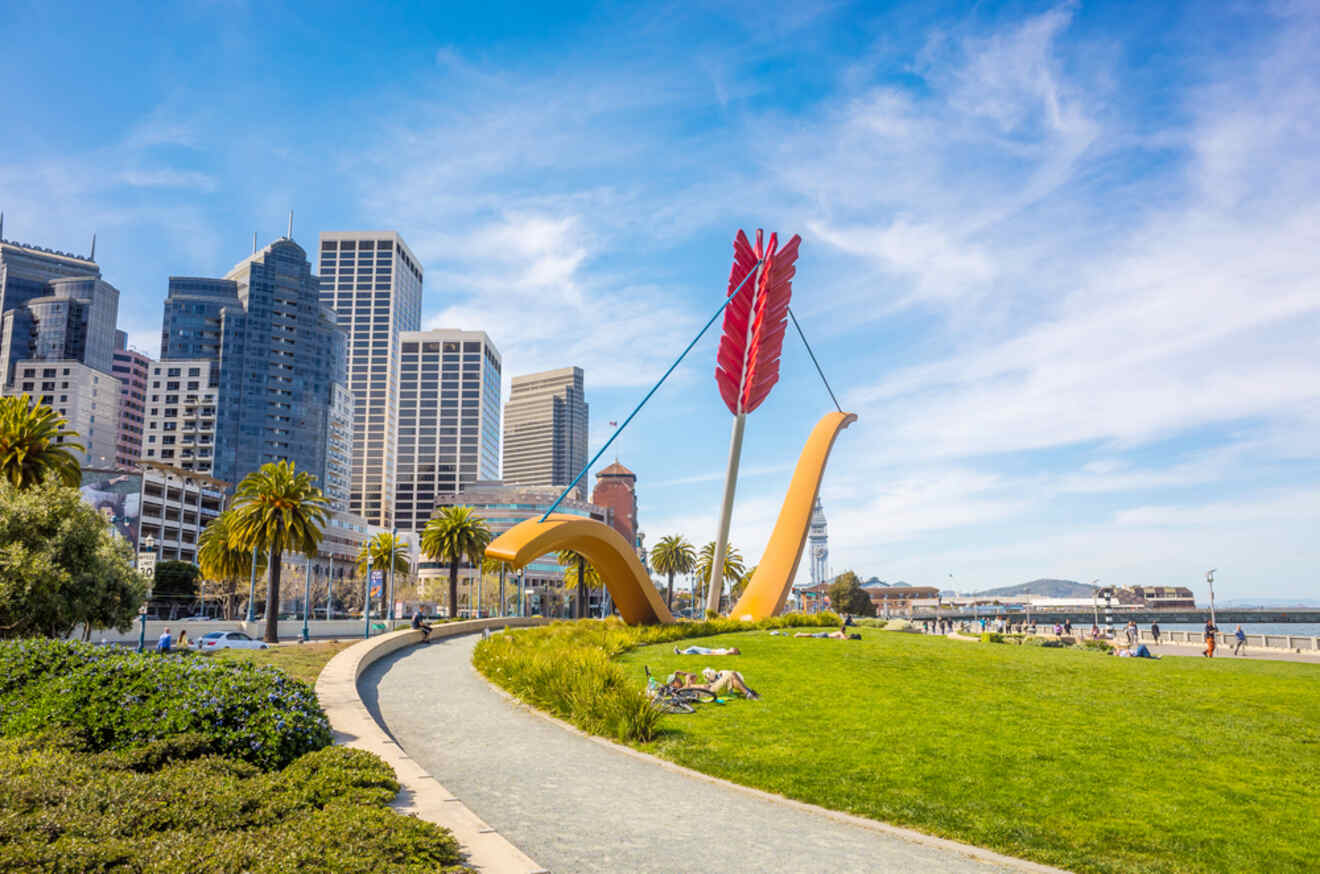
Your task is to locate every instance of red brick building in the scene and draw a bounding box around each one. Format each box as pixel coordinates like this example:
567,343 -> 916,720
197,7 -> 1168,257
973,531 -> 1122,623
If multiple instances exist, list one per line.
591,460 -> 638,549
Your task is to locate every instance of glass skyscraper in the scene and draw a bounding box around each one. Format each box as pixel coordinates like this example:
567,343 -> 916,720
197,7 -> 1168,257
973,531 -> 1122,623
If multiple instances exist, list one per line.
317,231 -> 422,526
159,237 -> 350,506
392,329 -> 502,533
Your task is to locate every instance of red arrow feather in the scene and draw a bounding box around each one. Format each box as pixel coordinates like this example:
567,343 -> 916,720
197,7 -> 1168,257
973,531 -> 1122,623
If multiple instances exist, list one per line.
714,229 -> 802,416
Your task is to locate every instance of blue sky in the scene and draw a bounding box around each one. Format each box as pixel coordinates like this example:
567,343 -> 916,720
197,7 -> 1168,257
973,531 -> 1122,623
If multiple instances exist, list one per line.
3,1 -> 1318,601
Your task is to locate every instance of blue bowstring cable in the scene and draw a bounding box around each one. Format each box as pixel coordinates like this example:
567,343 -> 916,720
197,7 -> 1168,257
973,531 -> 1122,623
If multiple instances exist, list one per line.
539,259 -> 765,522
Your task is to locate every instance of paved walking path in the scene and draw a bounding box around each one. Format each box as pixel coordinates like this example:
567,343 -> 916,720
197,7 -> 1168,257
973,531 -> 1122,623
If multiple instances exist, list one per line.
366,634 -> 1039,874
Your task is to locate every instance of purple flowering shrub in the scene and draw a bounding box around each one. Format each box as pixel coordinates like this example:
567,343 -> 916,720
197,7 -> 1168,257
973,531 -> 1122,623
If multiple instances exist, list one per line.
0,641 -> 331,770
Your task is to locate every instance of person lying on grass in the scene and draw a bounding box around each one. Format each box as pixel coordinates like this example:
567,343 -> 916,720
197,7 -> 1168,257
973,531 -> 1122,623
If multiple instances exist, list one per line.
674,644 -> 741,655
793,627 -> 860,640
668,668 -> 760,700
1114,644 -> 1159,659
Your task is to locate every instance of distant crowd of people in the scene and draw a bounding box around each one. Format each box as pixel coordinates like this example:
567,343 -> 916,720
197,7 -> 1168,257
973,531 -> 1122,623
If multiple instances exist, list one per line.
914,614 -> 1251,658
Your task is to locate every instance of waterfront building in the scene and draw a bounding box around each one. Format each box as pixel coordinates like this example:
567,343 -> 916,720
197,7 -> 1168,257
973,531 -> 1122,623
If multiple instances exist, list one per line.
141,359 -> 218,475
392,329 -> 502,533
7,360 -> 120,467
317,231 -> 423,526
111,331 -> 152,469
591,459 -> 639,550
502,366 -> 588,499
1127,586 -> 1196,609
159,237 -> 351,506
427,480 -> 611,616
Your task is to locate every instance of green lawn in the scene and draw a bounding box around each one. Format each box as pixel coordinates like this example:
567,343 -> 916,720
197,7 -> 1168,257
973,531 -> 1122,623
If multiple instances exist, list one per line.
617,630 -> 1320,874
215,640 -> 356,685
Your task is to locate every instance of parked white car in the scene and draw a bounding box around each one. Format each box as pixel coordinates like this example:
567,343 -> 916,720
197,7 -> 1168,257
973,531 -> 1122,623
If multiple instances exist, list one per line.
197,631 -> 268,652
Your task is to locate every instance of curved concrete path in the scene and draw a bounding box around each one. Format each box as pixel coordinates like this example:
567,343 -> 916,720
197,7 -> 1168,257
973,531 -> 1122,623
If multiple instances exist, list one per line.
366,634 -> 1053,874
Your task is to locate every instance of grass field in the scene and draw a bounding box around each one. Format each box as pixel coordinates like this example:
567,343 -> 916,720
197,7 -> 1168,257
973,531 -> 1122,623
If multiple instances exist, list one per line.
616,629 -> 1320,874
215,640 -> 356,685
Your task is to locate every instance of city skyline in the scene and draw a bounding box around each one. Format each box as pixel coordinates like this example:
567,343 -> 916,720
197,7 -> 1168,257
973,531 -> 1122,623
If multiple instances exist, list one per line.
2,2 -> 1317,599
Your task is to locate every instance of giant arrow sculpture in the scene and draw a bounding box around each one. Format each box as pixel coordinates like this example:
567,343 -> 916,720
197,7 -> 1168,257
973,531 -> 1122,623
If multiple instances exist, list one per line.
705,229 -> 801,615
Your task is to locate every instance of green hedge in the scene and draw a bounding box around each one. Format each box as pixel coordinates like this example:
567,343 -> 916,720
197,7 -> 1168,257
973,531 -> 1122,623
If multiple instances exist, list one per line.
474,613 -> 840,743
0,734 -> 466,873
0,641 -> 330,770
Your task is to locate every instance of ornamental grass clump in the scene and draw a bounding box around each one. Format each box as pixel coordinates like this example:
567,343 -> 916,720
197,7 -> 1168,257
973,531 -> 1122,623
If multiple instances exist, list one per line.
0,641 -> 330,770
473,613 -> 840,743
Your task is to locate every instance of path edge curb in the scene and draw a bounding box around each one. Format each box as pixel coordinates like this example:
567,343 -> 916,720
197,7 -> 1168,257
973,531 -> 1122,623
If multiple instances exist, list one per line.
315,620 -> 550,874
470,639 -> 1070,874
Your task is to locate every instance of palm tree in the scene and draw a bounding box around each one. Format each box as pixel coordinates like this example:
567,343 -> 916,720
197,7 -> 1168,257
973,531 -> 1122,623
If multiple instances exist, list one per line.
198,510 -> 267,620
420,506 -> 492,618
650,535 -> 695,612
482,555 -> 513,616
356,532 -> 410,615
696,541 -> 745,615
226,461 -> 330,643
556,549 -> 602,618
0,394 -> 84,489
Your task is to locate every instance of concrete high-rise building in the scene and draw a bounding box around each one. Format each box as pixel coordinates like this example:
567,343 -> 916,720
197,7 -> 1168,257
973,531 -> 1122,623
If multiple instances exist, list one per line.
502,366 -> 588,500
141,359 -> 218,475
7,360 -> 120,467
317,231 -> 423,526
392,329 -> 502,532
159,237 -> 351,506
111,331 -> 152,469
591,460 -> 638,550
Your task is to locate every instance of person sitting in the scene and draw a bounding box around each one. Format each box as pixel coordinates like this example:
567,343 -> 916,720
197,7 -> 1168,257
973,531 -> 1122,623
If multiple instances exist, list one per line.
673,644 -> 740,655
176,629 -> 190,650
411,609 -> 433,643
669,668 -> 760,700
156,627 -> 172,654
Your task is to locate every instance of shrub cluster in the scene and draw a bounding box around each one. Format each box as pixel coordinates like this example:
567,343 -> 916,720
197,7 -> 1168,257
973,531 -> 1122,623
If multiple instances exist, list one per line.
0,639 -> 469,872
473,613 -> 840,743
0,735 -> 466,873
0,640 -> 330,770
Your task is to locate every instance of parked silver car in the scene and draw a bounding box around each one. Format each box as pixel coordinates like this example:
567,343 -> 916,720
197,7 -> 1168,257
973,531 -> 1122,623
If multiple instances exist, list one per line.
197,631 -> 268,652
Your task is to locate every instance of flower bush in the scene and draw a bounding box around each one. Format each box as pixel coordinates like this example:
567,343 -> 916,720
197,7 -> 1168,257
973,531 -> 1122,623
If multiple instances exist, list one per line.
0,641 -> 330,770
473,613 -> 840,743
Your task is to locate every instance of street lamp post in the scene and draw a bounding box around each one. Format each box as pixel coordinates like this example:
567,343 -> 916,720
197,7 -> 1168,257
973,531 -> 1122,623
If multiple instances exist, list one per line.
137,534 -> 158,652
301,554 -> 312,643
363,555 -> 373,639
1090,579 -> 1100,630
326,556 -> 334,621
498,564 -> 506,618
1206,569 -> 1218,627
386,527 -> 397,621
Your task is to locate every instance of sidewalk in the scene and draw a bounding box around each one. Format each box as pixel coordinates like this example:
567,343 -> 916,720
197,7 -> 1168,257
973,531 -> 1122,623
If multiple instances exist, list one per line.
364,634 -> 1052,874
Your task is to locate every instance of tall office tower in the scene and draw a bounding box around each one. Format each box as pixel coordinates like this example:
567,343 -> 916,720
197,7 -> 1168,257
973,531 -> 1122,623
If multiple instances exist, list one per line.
502,366 -> 588,500
0,275 -> 120,384
111,331 -> 152,468
392,330 -> 501,532
591,460 -> 638,550
6,360 -> 120,467
808,497 -> 829,588
316,232 -> 423,526
141,359 -> 218,474
159,237 -> 351,506
0,222 -> 100,319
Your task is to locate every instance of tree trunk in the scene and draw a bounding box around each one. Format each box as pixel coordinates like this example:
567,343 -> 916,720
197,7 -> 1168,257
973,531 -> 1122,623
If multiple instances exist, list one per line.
264,550 -> 282,643
666,571 -> 674,610
576,555 -> 587,618
448,557 -> 460,619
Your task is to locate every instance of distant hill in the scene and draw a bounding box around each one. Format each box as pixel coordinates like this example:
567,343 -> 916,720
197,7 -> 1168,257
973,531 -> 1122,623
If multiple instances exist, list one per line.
973,579 -> 1097,598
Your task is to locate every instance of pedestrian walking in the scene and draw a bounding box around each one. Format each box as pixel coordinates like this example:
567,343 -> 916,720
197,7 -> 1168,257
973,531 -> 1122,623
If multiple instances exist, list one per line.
1151,622 -> 1161,645
1125,621 -> 1138,648
1064,618 -> 1072,635
1233,625 -> 1247,656
1202,618 -> 1219,657
156,627 -> 173,654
